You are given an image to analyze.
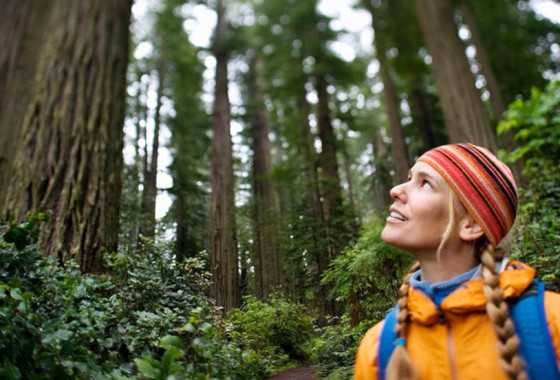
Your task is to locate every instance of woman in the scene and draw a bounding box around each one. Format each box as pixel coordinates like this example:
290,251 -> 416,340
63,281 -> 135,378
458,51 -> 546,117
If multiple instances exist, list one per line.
354,143 -> 560,380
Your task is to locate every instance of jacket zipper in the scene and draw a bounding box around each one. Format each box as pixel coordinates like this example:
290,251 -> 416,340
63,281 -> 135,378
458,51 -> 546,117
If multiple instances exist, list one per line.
438,307 -> 459,380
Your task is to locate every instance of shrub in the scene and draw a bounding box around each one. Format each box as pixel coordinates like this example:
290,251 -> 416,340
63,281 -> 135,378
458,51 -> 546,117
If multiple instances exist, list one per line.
310,315 -> 367,380
0,217 -> 264,379
227,295 -> 317,376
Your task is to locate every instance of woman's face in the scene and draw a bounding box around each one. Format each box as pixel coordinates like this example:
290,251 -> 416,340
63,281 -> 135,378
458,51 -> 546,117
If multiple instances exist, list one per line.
381,162 -> 453,256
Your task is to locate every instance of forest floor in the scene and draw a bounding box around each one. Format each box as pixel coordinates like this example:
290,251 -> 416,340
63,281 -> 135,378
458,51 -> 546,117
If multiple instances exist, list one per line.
266,366 -> 318,380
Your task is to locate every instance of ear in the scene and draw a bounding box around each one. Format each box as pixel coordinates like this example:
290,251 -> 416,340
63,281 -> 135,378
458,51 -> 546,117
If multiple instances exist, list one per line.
459,215 -> 485,242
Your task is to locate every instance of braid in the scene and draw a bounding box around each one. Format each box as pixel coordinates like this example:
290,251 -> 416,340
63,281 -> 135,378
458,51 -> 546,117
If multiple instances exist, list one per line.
481,245 -> 527,380
386,262 -> 421,380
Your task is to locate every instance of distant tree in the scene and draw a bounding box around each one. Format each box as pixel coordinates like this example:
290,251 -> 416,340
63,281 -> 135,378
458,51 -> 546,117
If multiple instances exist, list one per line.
138,64 -> 164,240
247,53 -> 283,300
362,0 -> 410,182
0,0 -> 132,272
210,0 -> 240,312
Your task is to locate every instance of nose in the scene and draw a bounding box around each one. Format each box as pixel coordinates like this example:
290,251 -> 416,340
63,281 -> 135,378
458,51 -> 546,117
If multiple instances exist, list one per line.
390,181 -> 407,201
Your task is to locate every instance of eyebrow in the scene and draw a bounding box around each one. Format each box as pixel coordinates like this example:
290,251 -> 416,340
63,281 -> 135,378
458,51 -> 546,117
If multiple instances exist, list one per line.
410,168 -> 441,184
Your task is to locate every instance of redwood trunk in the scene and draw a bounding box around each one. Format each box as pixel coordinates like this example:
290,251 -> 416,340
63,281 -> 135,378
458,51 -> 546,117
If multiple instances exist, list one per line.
0,1 -> 53,206
210,0 -> 240,312
1,0 -> 132,273
250,55 -> 282,301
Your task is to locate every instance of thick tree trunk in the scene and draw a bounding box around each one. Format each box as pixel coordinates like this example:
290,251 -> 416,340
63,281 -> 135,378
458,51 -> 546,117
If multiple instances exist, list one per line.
415,0 -> 497,151
1,0 -> 132,273
249,55 -> 282,301
210,0 -> 240,312
0,1 -> 53,207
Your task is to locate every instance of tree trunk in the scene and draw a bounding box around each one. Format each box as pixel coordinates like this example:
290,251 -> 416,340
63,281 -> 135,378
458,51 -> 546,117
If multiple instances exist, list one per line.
458,2 -> 524,181
210,0 -> 240,312
364,0 -> 410,182
249,54 -> 282,301
1,0 -> 132,273
373,129 -> 393,213
415,0 -> 497,151
315,73 -> 343,227
409,77 -> 444,150
139,66 -> 164,240
379,57 -> 410,182
0,0 -> 53,208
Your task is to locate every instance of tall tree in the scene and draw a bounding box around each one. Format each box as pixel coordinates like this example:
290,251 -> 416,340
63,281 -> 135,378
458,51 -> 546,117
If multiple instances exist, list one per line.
415,0 -> 497,151
1,0 -> 132,272
248,53 -> 283,300
138,65 -> 164,240
362,0 -> 410,183
210,0 -> 240,312
0,0 -> 53,203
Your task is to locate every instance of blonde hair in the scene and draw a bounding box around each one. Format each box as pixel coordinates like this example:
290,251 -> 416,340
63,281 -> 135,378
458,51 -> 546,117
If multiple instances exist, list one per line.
385,193 -> 528,380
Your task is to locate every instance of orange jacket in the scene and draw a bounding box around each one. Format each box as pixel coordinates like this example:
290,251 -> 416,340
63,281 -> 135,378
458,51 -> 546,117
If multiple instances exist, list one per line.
354,261 -> 560,380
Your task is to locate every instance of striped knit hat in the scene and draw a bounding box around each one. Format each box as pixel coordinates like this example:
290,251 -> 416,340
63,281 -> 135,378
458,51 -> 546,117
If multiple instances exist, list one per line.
417,143 -> 518,246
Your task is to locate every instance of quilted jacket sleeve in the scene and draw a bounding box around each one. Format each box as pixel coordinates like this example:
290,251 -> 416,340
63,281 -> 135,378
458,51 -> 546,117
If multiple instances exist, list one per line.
544,290 -> 560,368
354,321 -> 384,380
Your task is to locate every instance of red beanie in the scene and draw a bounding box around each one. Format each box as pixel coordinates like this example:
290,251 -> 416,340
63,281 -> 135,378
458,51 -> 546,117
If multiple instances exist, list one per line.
417,143 -> 518,246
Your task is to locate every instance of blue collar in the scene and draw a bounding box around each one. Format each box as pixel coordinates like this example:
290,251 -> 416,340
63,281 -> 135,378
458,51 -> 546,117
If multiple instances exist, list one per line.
410,265 -> 480,306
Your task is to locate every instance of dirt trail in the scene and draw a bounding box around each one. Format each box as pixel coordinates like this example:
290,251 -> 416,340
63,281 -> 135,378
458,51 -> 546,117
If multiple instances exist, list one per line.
266,366 -> 318,380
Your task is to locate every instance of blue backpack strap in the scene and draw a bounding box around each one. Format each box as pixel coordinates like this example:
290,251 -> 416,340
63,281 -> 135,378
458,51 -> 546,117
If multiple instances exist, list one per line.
377,305 -> 399,380
510,280 -> 560,380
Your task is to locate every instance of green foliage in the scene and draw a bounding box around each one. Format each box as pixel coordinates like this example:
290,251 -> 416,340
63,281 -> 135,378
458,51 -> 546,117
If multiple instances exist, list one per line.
498,80 -> 560,291
310,315 -> 367,380
322,217 -> 414,324
0,217 -> 264,379
228,295 -> 317,375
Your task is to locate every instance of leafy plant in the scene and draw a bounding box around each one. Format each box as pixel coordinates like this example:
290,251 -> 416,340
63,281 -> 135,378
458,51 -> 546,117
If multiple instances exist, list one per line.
498,80 -> 560,291
0,217 -> 265,379
322,217 -> 414,326
310,315 -> 366,380
227,295 -> 317,376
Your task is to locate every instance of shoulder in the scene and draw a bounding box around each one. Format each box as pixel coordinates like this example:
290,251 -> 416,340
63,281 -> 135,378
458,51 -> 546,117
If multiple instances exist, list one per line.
544,290 -> 560,363
354,320 -> 384,380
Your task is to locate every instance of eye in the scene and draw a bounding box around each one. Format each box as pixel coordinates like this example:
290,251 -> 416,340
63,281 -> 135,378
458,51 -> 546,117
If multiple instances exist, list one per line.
421,179 -> 431,188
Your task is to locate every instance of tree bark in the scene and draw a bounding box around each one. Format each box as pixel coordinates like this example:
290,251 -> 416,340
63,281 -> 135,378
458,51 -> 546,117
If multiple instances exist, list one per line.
415,0 -> 497,151
1,0 -> 132,273
0,0 -> 53,207
249,54 -> 282,301
210,0 -> 240,312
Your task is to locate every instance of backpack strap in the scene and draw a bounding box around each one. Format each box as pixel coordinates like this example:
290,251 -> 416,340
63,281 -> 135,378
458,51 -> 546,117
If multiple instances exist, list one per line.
377,305 -> 399,380
509,280 -> 560,380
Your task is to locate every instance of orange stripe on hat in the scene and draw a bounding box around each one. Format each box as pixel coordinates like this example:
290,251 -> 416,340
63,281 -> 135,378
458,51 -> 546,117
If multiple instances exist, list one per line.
417,143 -> 518,246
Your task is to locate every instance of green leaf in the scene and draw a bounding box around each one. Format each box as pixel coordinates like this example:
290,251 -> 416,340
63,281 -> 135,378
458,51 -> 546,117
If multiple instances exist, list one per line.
134,358 -> 161,379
